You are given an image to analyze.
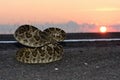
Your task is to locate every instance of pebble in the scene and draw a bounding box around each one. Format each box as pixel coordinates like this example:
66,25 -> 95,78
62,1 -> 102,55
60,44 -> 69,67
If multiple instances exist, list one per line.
84,62 -> 88,66
55,68 -> 59,71
95,66 -> 100,68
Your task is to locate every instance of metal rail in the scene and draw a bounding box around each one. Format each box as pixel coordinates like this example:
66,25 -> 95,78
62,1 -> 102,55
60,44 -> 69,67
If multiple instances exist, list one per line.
0,38 -> 120,43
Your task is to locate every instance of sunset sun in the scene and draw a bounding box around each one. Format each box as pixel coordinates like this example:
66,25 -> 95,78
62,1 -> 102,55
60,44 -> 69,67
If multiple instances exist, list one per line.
100,26 -> 107,33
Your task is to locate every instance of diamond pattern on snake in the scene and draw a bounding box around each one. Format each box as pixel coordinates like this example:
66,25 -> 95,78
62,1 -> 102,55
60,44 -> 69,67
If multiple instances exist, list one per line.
14,24 -> 66,63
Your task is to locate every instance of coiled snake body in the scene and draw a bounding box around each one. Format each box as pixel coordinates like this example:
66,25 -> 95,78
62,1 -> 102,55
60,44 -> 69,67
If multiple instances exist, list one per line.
14,25 -> 66,63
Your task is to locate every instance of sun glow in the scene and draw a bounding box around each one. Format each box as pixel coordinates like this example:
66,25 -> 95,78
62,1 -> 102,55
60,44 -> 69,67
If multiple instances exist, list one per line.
100,26 -> 107,33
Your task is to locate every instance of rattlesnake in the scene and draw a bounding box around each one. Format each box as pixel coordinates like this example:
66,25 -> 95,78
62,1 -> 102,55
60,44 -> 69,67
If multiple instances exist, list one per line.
14,24 -> 66,63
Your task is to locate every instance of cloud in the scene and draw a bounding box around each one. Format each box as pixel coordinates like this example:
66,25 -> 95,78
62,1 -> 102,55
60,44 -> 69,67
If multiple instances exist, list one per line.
110,24 -> 120,32
0,24 -> 19,34
1,21 -> 120,34
95,7 -> 120,11
34,21 -> 97,33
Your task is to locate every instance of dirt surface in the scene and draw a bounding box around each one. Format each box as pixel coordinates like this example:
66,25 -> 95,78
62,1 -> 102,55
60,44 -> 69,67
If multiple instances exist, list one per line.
0,43 -> 120,80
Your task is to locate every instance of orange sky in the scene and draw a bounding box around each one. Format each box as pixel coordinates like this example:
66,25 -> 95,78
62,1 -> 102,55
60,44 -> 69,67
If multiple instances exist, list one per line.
0,0 -> 120,25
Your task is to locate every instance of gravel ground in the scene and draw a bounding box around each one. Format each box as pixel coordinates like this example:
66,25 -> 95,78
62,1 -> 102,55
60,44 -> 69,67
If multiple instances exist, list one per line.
0,43 -> 120,80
